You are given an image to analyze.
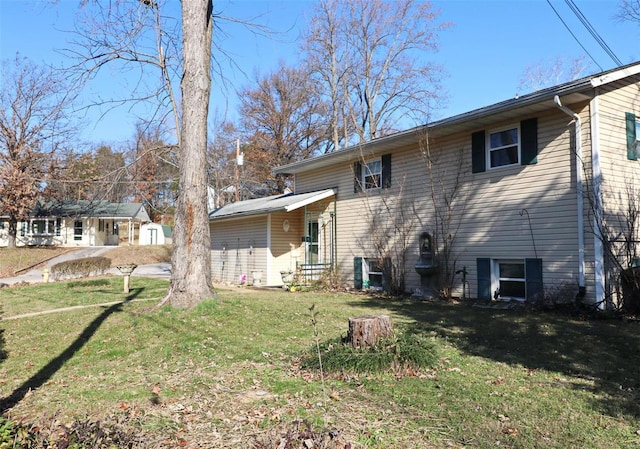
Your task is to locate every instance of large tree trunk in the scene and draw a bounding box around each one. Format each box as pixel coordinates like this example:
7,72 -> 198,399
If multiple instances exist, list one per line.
166,0 -> 215,308
7,218 -> 17,249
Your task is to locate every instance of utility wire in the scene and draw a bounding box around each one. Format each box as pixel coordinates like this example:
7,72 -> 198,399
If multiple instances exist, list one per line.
546,0 -> 603,71
565,0 -> 623,66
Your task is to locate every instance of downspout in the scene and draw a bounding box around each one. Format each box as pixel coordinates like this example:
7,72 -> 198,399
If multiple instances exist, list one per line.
554,95 -> 586,296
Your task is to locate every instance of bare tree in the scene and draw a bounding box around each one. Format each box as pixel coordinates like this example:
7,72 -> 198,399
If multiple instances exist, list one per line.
301,2 -> 352,151
418,132 -> 466,299
518,56 -> 591,93
0,56 -> 77,248
67,0 -> 221,307
238,62 -> 331,193
356,167 -> 418,296
166,0 -> 216,307
303,0 -> 448,144
68,0 -> 182,138
207,119 -> 240,208
586,176 -> 640,312
66,0 -> 284,307
131,123 -> 178,222
93,146 -> 130,203
52,146 -> 129,203
617,0 -> 640,23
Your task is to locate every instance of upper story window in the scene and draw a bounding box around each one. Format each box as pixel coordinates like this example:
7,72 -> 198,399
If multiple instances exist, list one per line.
353,154 -> 392,193
488,126 -> 519,168
363,159 -> 382,190
472,118 -> 538,174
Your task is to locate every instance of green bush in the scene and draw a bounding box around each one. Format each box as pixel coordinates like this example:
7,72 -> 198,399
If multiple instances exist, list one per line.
50,256 -> 111,280
302,331 -> 438,374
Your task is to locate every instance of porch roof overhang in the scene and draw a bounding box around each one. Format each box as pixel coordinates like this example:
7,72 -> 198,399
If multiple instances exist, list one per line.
209,188 -> 336,221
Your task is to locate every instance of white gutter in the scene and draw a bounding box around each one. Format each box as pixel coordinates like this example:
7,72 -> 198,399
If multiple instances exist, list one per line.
554,95 -> 586,293
589,94 -> 606,309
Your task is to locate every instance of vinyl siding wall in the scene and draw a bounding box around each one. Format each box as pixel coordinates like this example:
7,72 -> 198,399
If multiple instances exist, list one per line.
210,216 -> 268,285
270,210 -> 304,285
295,109 -> 587,300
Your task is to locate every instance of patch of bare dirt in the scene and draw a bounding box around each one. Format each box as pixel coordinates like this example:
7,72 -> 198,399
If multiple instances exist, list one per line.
103,244 -> 172,267
0,247 -> 72,277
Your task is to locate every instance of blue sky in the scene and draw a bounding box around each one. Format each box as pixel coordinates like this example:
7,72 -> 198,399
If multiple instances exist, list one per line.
1,0 -> 638,146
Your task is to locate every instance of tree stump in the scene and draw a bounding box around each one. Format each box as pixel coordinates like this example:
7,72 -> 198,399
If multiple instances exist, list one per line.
347,315 -> 393,348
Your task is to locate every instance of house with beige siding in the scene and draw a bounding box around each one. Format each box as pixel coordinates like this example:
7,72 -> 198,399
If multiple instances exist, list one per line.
210,62 -> 640,308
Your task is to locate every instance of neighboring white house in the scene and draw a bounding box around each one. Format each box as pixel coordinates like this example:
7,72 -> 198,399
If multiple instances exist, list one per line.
209,62 -> 640,308
0,200 -> 151,247
139,223 -> 173,245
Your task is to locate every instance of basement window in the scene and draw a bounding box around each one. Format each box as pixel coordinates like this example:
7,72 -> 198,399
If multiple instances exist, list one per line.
493,259 -> 526,301
364,259 -> 384,290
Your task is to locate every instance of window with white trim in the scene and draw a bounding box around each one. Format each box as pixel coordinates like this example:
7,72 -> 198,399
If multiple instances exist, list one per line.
362,159 -> 382,190
74,220 -> 83,241
488,126 -> 519,168
493,259 -> 526,301
28,219 -> 60,236
354,154 -> 391,192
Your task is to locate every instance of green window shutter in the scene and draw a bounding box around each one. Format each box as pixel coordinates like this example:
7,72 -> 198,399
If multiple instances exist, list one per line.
471,131 -> 486,173
520,118 -> 538,165
626,112 -> 637,161
477,258 -> 491,300
525,258 -> 543,304
354,257 -> 363,289
20,221 -> 26,237
353,162 -> 363,193
381,154 -> 392,188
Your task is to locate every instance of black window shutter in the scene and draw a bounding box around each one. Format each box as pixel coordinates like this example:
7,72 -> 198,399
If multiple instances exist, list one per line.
477,258 -> 491,300
382,154 -> 392,188
520,118 -> 538,165
626,112 -> 637,161
354,257 -> 363,289
353,161 -> 363,193
525,258 -> 543,304
471,131 -> 486,173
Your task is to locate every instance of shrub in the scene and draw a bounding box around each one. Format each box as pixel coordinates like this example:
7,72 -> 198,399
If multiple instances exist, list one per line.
50,256 -> 111,280
302,331 -> 438,374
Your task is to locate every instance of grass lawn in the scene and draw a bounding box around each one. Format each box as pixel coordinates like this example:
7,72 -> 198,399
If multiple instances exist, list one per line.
0,278 -> 638,448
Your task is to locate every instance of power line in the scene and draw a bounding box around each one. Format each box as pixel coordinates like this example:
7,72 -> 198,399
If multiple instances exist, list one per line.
546,0 -> 603,71
564,0 -> 623,67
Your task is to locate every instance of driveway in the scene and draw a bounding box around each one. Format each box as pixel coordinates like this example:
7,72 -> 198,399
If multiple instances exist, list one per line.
0,247 -> 171,286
